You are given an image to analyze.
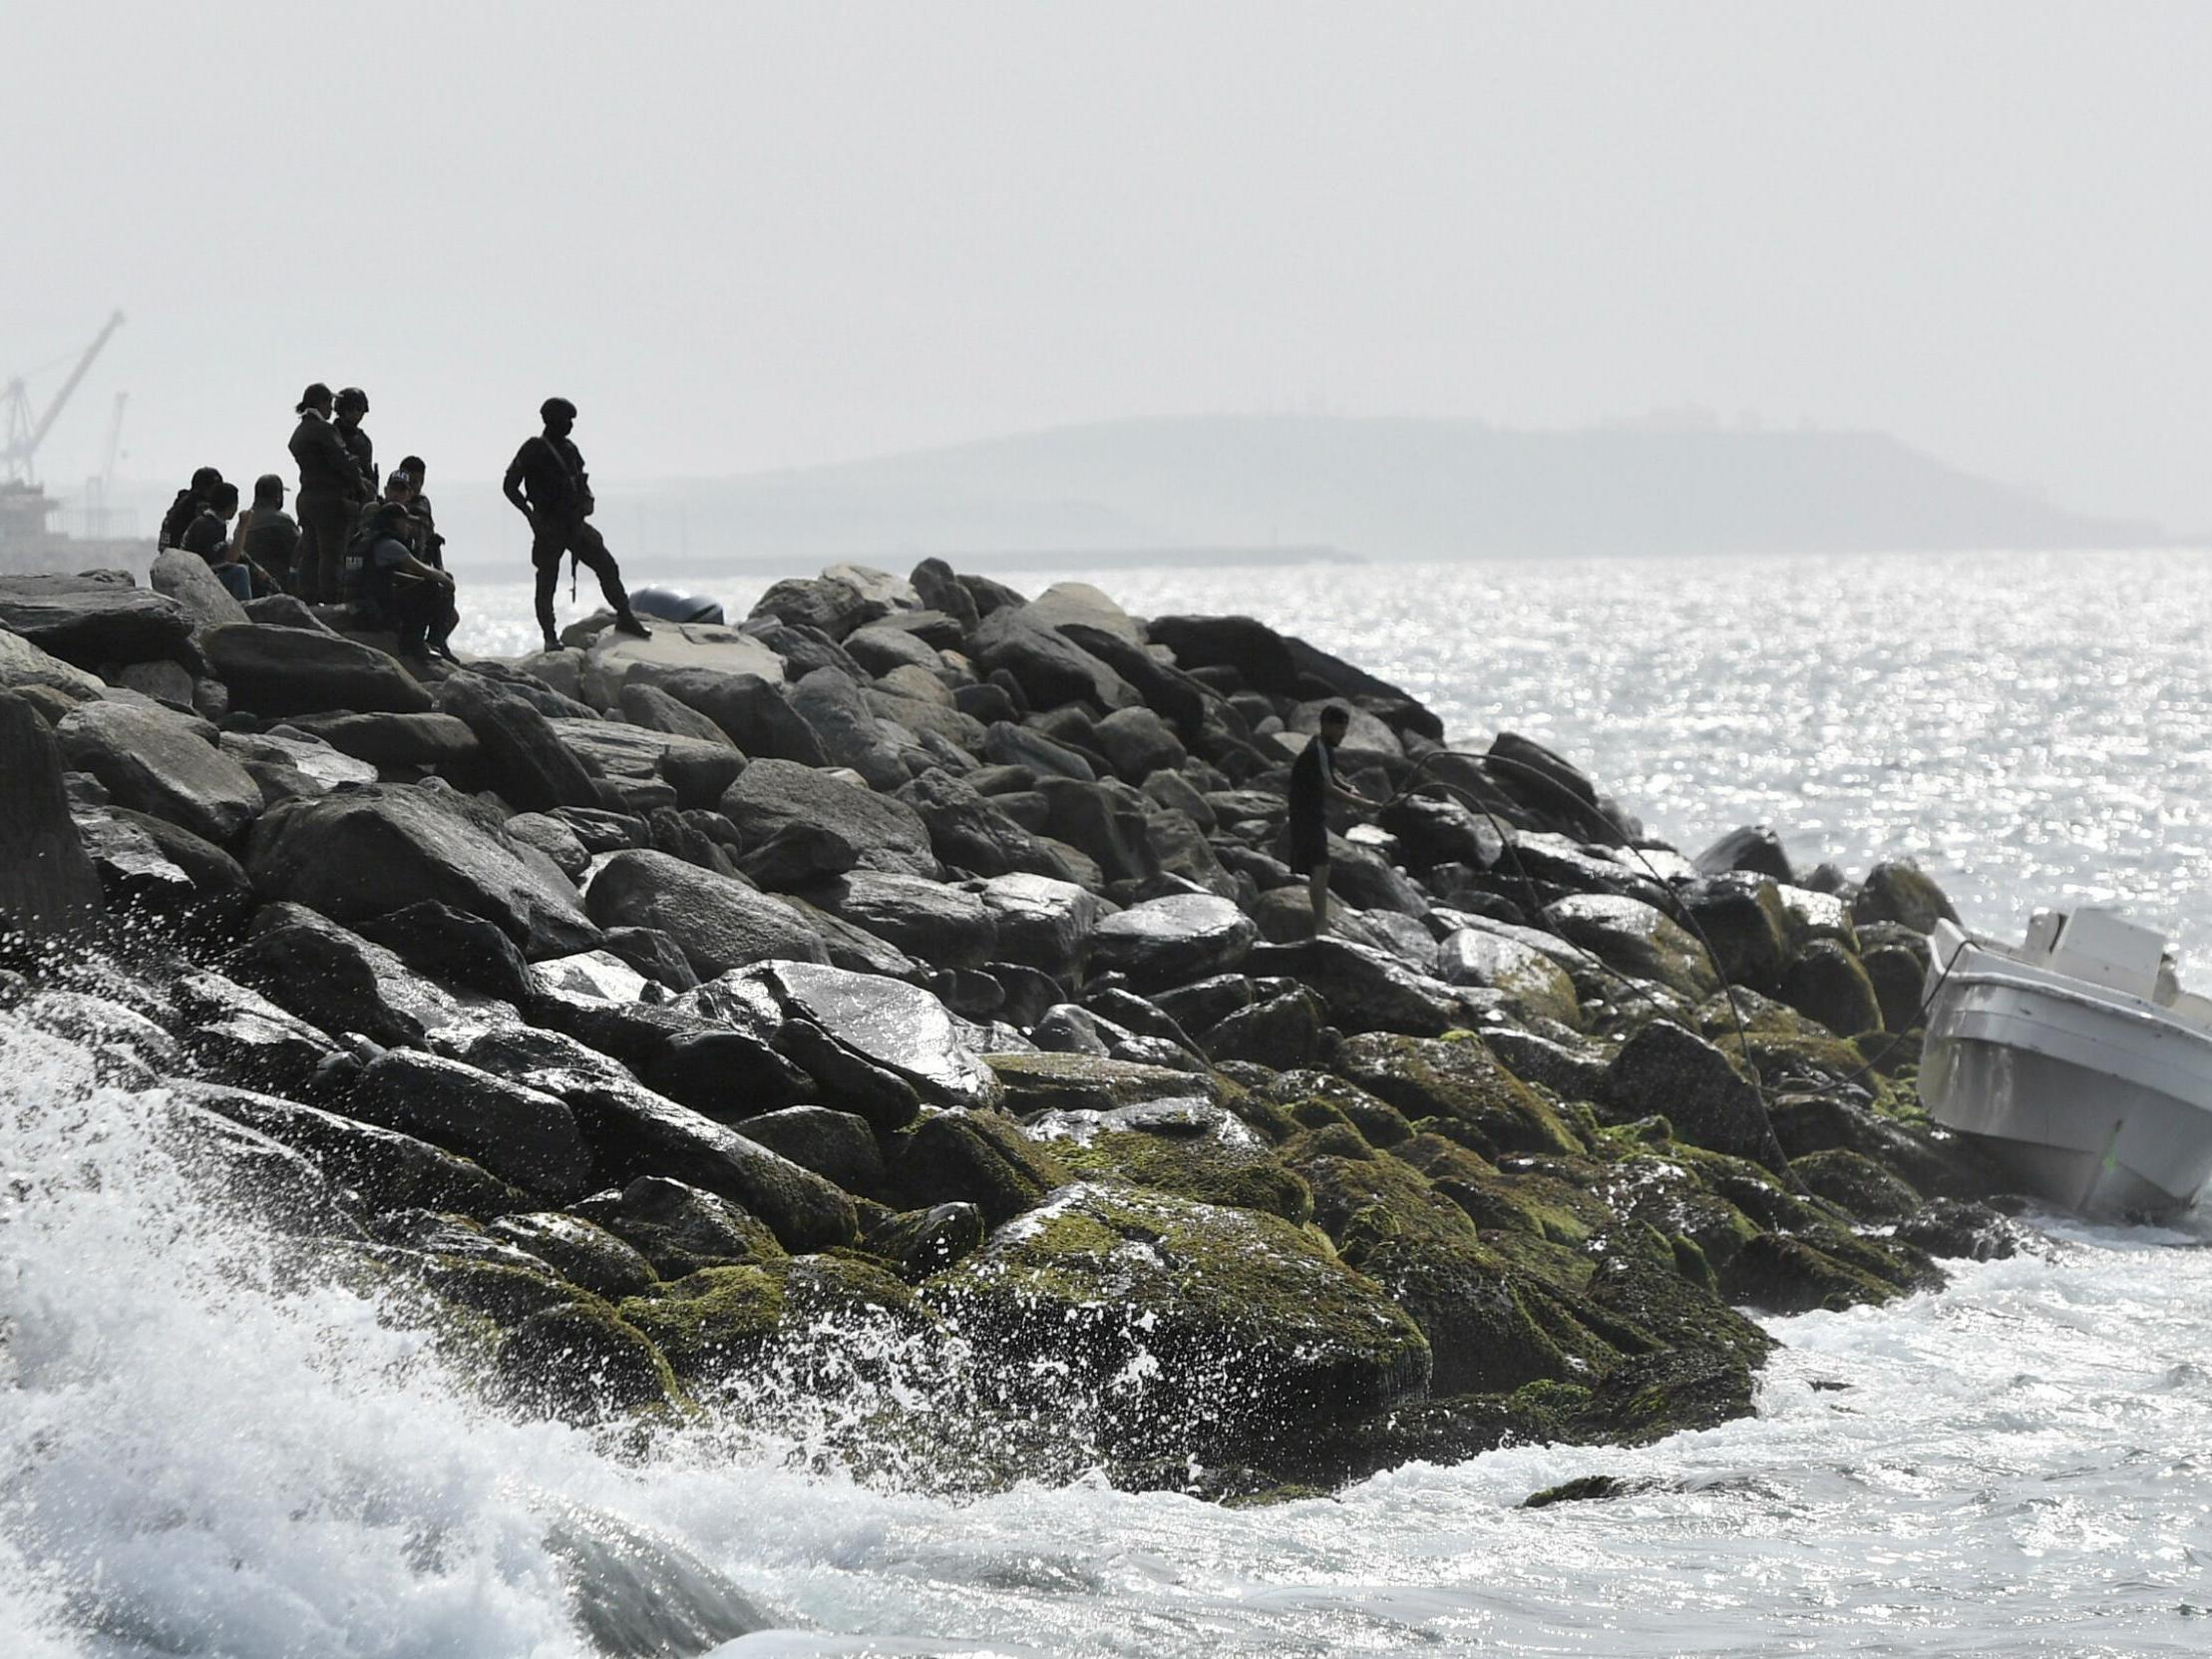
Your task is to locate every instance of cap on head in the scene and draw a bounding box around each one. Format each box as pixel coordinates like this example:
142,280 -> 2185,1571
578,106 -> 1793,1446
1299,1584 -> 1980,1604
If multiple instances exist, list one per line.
387,470 -> 417,494
541,396 -> 576,423
336,386 -> 369,413
189,465 -> 223,493
1319,704 -> 1352,729
207,482 -> 240,513
297,382 -> 331,413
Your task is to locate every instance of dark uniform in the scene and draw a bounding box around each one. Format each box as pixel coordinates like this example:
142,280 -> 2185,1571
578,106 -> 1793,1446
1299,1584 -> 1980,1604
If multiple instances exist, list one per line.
241,509 -> 301,593
290,411 -> 371,604
1287,735 -> 1336,873
505,430 -> 635,645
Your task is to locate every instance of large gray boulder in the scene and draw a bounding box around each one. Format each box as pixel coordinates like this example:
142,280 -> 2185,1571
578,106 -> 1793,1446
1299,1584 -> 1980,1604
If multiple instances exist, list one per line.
201,624 -> 433,716
894,768 -> 1072,880
740,960 -> 1002,1111
1147,614 -> 1301,694
244,783 -> 600,959
0,574 -> 194,670
0,689 -> 103,930
1246,937 -> 1481,1037
796,870 -> 999,971
219,729 -> 380,802
57,700 -> 264,845
719,757 -> 937,879
615,680 -> 742,748
645,670 -> 828,766
435,674 -> 600,812
1091,893 -> 1257,986
786,665 -> 919,789
583,849 -> 827,978
277,711 -> 480,769
969,600 -> 1142,713
1600,1021 -> 1790,1172
974,872 -> 1111,979
1545,894 -> 1720,1001
150,548 -> 251,627
229,903 -> 504,1049
547,718 -> 744,810
0,627 -> 105,702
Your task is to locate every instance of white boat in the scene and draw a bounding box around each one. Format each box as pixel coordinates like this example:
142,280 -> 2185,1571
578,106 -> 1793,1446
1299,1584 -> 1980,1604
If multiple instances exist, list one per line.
1920,908 -> 2212,1219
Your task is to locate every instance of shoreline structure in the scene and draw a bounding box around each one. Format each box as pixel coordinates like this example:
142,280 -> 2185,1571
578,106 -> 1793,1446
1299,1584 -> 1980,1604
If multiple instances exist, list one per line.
0,554 -> 2024,1497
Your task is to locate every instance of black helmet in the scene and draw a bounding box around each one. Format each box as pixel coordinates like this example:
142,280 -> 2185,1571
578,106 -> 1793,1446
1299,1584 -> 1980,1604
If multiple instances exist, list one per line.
336,386 -> 369,413
541,396 -> 577,422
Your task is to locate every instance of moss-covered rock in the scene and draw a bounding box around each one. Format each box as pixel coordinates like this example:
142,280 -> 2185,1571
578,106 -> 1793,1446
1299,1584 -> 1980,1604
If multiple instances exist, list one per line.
884,1107 -> 1068,1223
1261,1068 -> 1416,1149
1853,860 -> 1960,934
620,1253 -> 926,1384
1717,1232 -> 1903,1315
488,1211 -> 658,1300
1779,940 -> 1884,1038
922,1180 -> 1431,1467
1030,1103 -> 1313,1223
496,1301 -> 684,1421
1331,1032 -> 1583,1159
1673,875 -> 1791,993
1545,894 -> 1720,1002
571,1176 -> 787,1280
861,1201 -> 986,1283
1789,1147 -> 1921,1223
984,1050 -> 1204,1116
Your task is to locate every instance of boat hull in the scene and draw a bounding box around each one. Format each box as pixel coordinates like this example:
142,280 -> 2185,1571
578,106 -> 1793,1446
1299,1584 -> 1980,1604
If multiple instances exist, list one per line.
1921,961 -> 2212,1219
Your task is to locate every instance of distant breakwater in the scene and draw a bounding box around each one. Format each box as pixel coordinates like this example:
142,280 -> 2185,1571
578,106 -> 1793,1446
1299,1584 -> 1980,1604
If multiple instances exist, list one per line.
0,552 -> 2027,1500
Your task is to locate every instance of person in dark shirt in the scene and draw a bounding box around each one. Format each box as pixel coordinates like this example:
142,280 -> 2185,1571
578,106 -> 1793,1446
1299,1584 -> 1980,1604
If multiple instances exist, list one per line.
239,474 -> 300,594
181,481 -> 254,602
357,495 -> 454,662
1288,704 -> 1381,932
289,383 -> 372,604
503,396 -> 650,653
158,467 -> 224,549
394,456 -> 460,660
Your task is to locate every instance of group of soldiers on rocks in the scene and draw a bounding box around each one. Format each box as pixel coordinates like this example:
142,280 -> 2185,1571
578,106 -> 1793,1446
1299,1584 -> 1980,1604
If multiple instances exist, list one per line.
155,388 -> 652,661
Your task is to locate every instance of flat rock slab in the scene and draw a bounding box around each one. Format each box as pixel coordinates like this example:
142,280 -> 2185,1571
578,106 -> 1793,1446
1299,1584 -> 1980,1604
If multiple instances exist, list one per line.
584,849 -> 828,978
579,624 -> 786,709
0,575 -> 193,669
720,757 -> 937,879
57,700 -> 264,845
0,628 -> 106,700
357,1050 -> 591,1198
280,711 -> 480,769
549,717 -> 744,808
202,624 -> 433,716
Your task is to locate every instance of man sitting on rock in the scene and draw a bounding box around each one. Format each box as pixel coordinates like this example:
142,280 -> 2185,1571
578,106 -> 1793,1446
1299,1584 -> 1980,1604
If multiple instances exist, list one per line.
504,395 -> 651,654
356,490 -> 456,663
1290,704 -> 1381,933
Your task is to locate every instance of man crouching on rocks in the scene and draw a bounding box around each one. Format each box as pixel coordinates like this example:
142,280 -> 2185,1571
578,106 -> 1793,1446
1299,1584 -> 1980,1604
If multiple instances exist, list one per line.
505,396 -> 652,654
1290,704 -> 1381,933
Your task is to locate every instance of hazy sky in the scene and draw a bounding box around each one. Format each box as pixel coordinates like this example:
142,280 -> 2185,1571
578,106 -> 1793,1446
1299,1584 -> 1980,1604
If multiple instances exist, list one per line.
7,1 -> 2211,528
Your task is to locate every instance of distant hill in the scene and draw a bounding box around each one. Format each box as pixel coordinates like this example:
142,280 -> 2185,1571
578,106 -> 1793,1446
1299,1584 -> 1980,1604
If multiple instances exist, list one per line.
598,415 -> 2159,565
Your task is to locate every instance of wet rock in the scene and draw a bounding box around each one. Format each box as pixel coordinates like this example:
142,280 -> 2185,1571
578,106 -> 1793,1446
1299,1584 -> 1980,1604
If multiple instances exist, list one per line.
549,718 -> 744,811
0,574 -> 194,671
733,1104 -> 888,1199
583,849 -> 828,978
1245,938 -> 1477,1037
218,728 -> 379,801
984,1050 -> 1202,1116
1673,874 -> 1791,993
787,665 -> 918,789
201,623 -> 432,716
1487,731 -> 1600,822
924,1182 -> 1429,1466
647,670 -> 829,767
973,872 -> 1110,979
894,768 -> 1072,879
615,679 -> 743,749
1036,777 -> 1158,884
1853,859 -> 1961,934
1090,893 -> 1257,986
277,710 -> 480,769
355,1050 -> 591,1197
56,700 -> 263,845
979,720 -> 1096,782
0,627 -> 106,701
970,599 -> 1142,712
246,783 -> 599,959
1093,706 -> 1186,782
1859,939 -> 1928,1036
863,1201 -> 985,1283
230,904 -> 498,1048
436,674 -> 600,812
524,1067 -> 858,1251
1028,1100 -> 1310,1221
720,757 -> 937,878
1895,1197 -> 2024,1262
486,1212 -> 658,1300
1203,989 -> 1324,1068
597,925 -> 702,993
1435,928 -> 1582,1029
1719,1232 -> 1902,1315
0,689 -> 103,931
1333,1032 -> 1582,1157
1790,1148 -> 1921,1223
504,812 -> 592,879
1778,940 -> 1884,1038
1154,973 -> 1256,1035
179,1081 -> 523,1219
884,1107 -> 1065,1222
69,804 -> 247,921
358,900 -> 537,1005
572,1175 -> 787,1278
496,1302 -> 679,1421
1776,884 -> 1859,952
174,968 -> 344,1095
797,870 -> 999,971
1148,614 -> 1301,695
1545,895 -> 1720,1002
748,960 -> 1002,1111
1694,825 -> 1794,883
577,622 -> 787,709
1599,1022 -> 1790,1172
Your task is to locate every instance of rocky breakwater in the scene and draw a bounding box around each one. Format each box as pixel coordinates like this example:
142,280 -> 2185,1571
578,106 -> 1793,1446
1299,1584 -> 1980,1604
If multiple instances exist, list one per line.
0,558 -> 2024,1498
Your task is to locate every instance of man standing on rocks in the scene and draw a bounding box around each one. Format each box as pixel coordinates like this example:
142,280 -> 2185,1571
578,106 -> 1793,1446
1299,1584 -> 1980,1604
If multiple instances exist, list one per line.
1290,703 -> 1381,933
289,383 -> 374,603
504,396 -> 651,654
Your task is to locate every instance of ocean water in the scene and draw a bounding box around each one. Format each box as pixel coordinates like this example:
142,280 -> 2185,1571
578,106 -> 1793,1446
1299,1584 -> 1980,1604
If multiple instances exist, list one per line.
9,548 -> 2212,1656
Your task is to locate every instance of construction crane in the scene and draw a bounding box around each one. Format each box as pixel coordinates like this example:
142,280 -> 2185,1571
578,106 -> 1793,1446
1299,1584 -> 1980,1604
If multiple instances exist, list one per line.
2,310 -> 126,486
79,391 -> 132,540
